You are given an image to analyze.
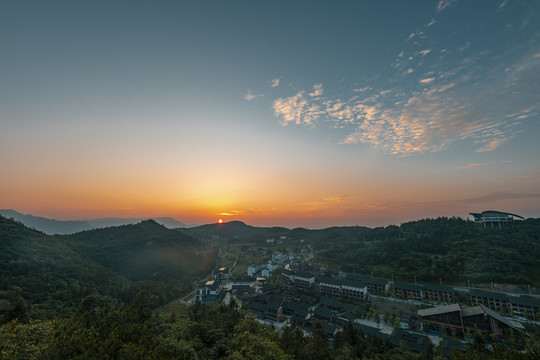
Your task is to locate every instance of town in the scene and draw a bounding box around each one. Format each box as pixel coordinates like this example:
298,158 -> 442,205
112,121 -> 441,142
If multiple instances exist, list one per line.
193,245 -> 540,358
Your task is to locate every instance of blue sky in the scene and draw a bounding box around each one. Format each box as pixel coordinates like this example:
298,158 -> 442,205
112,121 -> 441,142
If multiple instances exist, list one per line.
1,0 -> 539,227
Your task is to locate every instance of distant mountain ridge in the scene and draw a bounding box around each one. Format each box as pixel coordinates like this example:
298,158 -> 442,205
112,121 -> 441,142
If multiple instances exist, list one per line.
0,209 -> 186,235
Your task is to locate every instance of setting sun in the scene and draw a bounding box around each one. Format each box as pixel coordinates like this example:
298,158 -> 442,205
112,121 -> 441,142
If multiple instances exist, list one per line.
218,219 -> 223,224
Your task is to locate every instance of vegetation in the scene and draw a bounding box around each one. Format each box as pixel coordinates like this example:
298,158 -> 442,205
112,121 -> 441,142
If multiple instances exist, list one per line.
2,298 -> 538,359
0,216 -> 209,322
2,215 -> 540,359
314,217 -> 540,286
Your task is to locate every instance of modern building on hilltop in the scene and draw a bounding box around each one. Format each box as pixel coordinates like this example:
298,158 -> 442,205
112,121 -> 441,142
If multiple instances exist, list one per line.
469,210 -> 524,227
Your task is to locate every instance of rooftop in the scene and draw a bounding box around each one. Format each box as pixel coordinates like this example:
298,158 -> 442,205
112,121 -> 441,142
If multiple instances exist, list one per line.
418,303 -> 461,317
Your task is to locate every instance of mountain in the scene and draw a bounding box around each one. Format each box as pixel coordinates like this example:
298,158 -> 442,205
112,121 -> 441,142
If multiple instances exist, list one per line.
0,215 -> 129,321
60,220 -> 207,283
86,216 -> 186,229
0,209 -> 94,235
179,220 -> 291,241
0,210 -> 186,235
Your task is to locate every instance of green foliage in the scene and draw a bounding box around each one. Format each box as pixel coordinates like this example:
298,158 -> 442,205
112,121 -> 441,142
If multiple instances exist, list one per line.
315,217 -> 540,285
0,216 -> 208,323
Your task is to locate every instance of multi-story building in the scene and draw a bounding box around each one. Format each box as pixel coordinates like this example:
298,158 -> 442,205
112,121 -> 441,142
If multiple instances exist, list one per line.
344,273 -> 388,295
319,276 -> 341,298
422,283 -> 455,302
508,296 -> 540,318
469,289 -> 509,311
394,282 -> 422,301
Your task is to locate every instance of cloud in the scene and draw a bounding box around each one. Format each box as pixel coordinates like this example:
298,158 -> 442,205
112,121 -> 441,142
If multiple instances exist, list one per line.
516,174 -> 540,182
244,90 -> 263,101
426,18 -> 437,27
459,191 -> 540,204
420,77 -> 435,84
455,163 -> 482,170
270,22 -> 539,156
270,78 -> 280,87
353,86 -> 370,92
273,92 -> 322,126
497,0 -> 507,11
436,0 -> 458,12
309,83 -> 323,97
322,194 -> 349,203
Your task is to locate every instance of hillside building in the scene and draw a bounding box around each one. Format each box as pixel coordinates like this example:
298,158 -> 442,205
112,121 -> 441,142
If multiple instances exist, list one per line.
469,210 -> 524,227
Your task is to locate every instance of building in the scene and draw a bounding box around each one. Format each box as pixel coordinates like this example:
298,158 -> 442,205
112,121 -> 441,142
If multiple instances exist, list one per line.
319,276 -> 341,298
394,282 -> 422,301
212,267 -> 230,281
469,210 -> 524,227
418,303 -> 526,339
344,273 -> 389,295
422,283 -> 455,302
469,289 -> 509,311
341,279 -> 368,302
318,276 -> 368,301
508,296 -> 540,318
284,271 -> 316,290
196,280 -> 223,302
247,295 -> 284,322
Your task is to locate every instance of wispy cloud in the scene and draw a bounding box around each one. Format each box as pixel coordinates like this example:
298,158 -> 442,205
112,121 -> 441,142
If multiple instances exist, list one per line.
516,174 -> 540,182
270,3 -> 538,156
419,77 -> 435,84
309,83 -> 323,97
455,163 -> 483,170
497,0 -> 508,11
436,0 -> 458,12
270,78 -> 280,88
244,90 -> 263,101
273,91 -> 322,126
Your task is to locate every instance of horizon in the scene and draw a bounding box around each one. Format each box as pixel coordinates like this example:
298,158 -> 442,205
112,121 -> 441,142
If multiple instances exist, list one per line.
3,208 -> 537,231
2,1 -> 539,229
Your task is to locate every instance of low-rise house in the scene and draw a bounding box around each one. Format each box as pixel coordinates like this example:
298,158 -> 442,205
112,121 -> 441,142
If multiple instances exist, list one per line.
232,285 -> 252,299
196,280 -> 223,302
389,329 -> 430,354
320,297 -> 340,311
320,320 -> 338,338
247,295 -> 285,322
248,301 -> 266,319
212,267 -> 230,281
314,306 -> 335,322
353,323 -> 390,342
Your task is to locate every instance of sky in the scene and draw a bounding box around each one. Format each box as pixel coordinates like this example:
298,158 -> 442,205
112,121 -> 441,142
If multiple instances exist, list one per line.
1,0 -> 539,228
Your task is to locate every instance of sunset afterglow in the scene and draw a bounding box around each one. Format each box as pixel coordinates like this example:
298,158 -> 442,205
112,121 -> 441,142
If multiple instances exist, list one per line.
1,1 -> 539,228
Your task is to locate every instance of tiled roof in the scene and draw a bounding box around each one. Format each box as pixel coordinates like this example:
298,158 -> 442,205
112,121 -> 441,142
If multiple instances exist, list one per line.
418,303 -> 461,317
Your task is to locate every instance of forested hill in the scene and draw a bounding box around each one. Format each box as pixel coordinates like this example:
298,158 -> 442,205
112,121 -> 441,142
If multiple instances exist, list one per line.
60,220 -> 208,283
0,217 -> 211,324
315,217 -> 540,286
0,215 -> 129,321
